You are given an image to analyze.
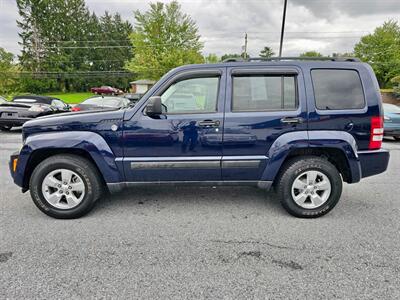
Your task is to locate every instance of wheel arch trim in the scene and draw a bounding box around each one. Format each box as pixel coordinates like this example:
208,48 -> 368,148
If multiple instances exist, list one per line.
262,130 -> 361,183
15,131 -> 122,189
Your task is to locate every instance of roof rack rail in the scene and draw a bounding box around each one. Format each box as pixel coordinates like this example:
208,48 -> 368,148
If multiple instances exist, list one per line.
222,56 -> 360,63
249,56 -> 360,62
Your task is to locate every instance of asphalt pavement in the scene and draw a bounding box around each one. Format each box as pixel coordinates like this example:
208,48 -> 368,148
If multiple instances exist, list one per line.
1,128 -> 399,299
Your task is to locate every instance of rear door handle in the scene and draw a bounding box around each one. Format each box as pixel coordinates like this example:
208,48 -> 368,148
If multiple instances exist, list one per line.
198,120 -> 220,127
280,117 -> 303,124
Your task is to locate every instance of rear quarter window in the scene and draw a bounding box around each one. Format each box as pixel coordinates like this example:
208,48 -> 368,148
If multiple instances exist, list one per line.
311,69 -> 365,110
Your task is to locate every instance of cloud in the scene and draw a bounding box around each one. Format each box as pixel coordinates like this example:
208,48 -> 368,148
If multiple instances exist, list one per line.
0,0 -> 399,58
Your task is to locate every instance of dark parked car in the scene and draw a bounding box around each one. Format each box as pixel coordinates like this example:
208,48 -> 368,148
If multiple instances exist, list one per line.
10,57 -> 389,219
124,93 -> 143,105
0,95 -> 70,131
71,96 -> 130,112
90,86 -> 123,95
383,103 -> 400,140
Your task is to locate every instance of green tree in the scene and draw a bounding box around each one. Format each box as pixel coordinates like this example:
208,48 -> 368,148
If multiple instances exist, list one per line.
354,20 -> 400,87
204,53 -> 219,63
17,0 -> 92,92
220,53 -> 241,61
0,48 -> 20,95
17,0 -> 133,93
125,1 -> 204,80
391,75 -> 400,97
299,51 -> 323,57
332,52 -> 354,58
259,46 -> 275,58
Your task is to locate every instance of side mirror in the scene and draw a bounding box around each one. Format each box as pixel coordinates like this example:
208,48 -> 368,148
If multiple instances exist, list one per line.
145,96 -> 163,117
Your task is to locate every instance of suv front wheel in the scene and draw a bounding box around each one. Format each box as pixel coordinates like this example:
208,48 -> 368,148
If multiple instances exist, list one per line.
29,154 -> 103,219
276,156 -> 342,218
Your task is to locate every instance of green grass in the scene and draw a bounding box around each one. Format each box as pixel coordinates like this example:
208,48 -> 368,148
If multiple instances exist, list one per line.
44,92 -> 93,104
380,89 -> 394,93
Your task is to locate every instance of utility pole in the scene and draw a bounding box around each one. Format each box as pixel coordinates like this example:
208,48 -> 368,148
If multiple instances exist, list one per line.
242,32 -> 248,59
279,0 -> 288,57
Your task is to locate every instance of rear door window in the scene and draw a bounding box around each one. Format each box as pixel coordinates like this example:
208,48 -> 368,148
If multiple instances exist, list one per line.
311,69 -> 365,110
232,75 -> 297,111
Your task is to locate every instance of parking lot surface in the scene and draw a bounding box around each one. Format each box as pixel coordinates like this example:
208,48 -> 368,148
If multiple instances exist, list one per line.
1,129 -> 399,299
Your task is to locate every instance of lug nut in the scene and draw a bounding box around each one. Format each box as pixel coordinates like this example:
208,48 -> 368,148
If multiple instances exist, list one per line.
58,184 -> 62,188
59,190 -> 63,194
66,191 -> 69,195
68,186 -> 72,189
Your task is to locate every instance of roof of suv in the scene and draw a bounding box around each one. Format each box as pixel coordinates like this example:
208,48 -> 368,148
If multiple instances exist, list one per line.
168,57 -> 368,74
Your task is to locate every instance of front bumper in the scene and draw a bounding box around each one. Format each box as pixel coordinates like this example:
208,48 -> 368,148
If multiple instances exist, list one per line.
358,149 -> 390,178
9,151 -> 27,191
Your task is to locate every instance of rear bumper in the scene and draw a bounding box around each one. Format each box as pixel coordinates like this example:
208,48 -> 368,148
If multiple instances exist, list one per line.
358,149 -> 390,179
384,128 -> 400,136
384,123 -> 400,136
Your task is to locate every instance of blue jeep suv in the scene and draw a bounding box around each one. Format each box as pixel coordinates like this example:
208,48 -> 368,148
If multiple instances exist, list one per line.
9,58 -> 390,219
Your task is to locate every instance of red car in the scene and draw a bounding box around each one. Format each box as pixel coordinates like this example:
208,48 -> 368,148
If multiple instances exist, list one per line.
90,86 -> 123,95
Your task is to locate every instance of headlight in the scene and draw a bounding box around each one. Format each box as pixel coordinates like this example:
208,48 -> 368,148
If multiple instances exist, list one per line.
28,105 -> 45,112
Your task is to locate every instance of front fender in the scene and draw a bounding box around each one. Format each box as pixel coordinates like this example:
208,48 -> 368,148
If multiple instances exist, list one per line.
262,130 -> 361,183
14,131 -> 122,187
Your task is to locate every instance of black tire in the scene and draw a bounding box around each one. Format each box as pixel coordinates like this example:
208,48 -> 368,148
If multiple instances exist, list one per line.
0,125 -> 12,131
29,154 -> 103,219
275,156 -> 342,218
394,136 -> 400,141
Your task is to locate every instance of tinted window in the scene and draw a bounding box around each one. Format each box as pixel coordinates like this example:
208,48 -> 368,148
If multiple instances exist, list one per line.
311,69 -> 365,110
161,77 -> 219,114
82,97 -> 122,107
51,99 -> 65,109
232,75 -> 297,111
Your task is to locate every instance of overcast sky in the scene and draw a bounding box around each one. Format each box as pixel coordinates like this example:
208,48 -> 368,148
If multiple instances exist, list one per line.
0,0 -> 399,58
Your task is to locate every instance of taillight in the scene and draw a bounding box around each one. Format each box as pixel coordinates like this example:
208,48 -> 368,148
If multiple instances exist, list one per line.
71,106 -> 81,112
369,116 -> 383,150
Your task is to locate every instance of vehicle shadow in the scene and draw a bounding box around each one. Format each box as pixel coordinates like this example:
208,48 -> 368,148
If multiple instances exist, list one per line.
92,186 -> 284,216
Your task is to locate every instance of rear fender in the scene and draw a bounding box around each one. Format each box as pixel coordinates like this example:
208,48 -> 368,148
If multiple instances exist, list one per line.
262,130 -> 361,183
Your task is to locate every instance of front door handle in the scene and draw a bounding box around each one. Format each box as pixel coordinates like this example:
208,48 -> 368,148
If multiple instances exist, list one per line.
198,120 -> 220,127
280,117 -> 303,124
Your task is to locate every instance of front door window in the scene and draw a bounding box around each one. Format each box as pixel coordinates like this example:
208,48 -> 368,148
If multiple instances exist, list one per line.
161,77 -> 219,114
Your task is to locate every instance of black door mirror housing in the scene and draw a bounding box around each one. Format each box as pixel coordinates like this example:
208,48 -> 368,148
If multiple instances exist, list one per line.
146,96 -> 163,117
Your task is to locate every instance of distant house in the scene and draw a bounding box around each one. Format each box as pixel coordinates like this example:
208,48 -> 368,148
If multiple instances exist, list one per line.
130,79 -> 155,94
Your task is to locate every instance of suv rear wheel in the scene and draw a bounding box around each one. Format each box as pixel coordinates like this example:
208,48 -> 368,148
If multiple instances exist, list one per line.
29,154 -> 103,219
276,156 -> 342,218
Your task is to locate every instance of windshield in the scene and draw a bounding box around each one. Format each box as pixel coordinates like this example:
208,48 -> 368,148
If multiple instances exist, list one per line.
82,97 -> 122,107
0,96 -> 7,104
384,103 -> 400,113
